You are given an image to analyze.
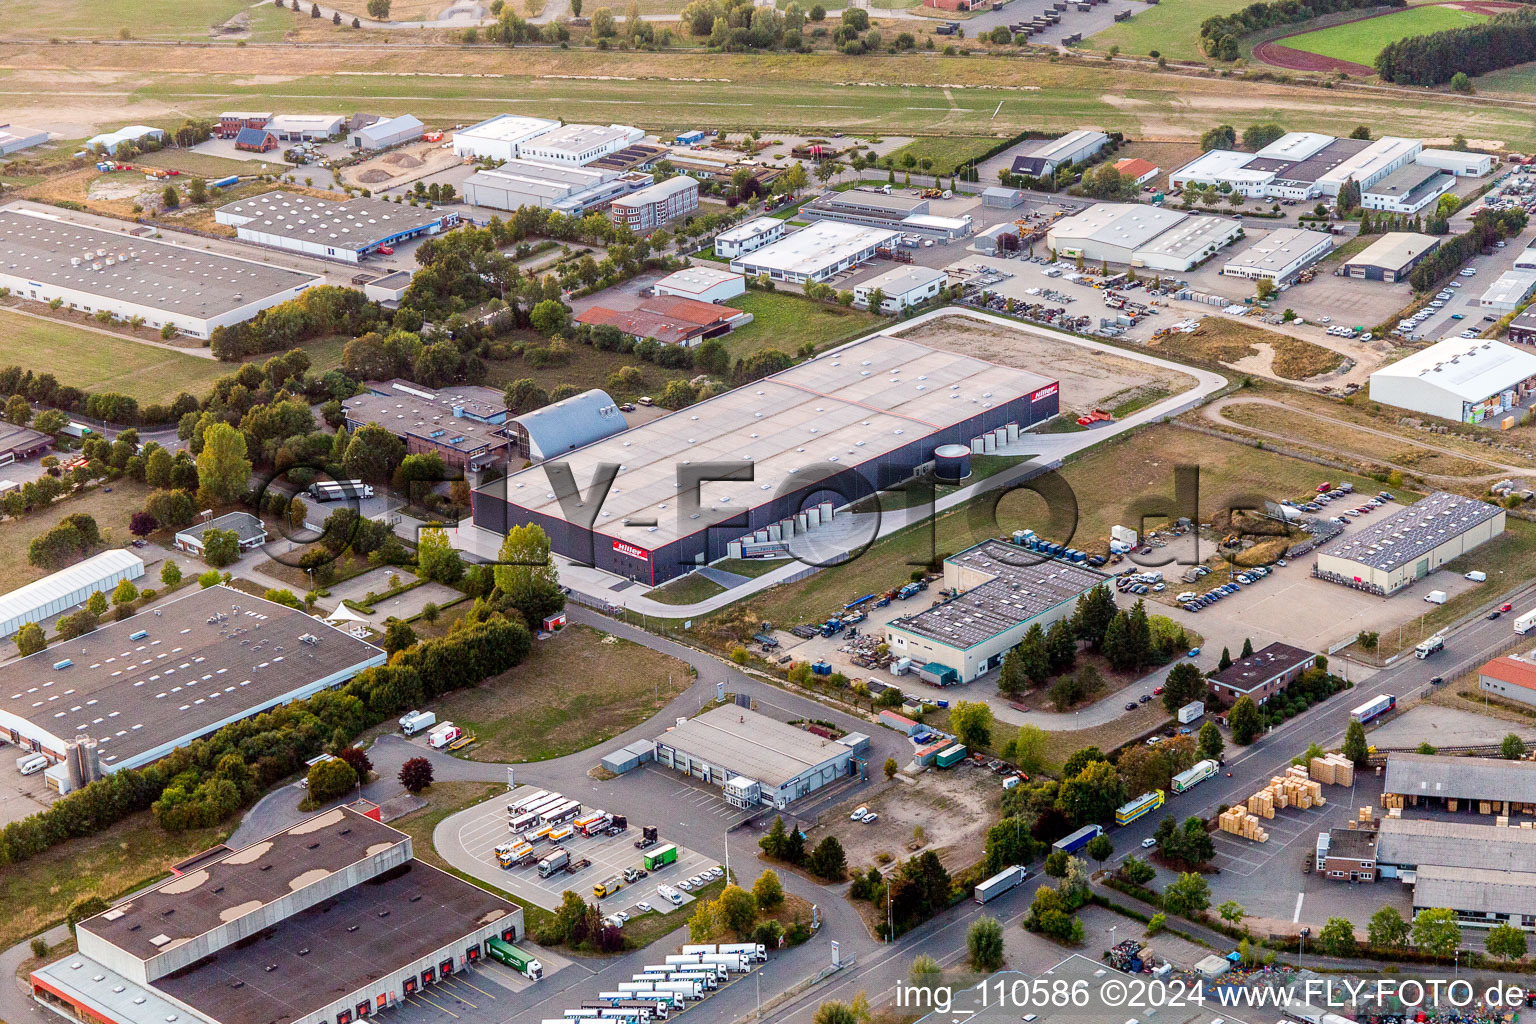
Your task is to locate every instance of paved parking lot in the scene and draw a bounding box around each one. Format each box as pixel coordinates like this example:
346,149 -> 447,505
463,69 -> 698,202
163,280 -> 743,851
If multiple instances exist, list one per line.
0,751 -> 57,827
1397,222 -> 1535,342
444,791 -> 720,914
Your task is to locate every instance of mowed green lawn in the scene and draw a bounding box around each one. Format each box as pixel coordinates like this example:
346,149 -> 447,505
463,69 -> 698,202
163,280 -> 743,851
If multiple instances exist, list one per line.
723,291 -> 883,357
1283,3 -> 1491,62
883,136 -> 1000,176
1086,0 -> 1254,60
0,310 -> 231,404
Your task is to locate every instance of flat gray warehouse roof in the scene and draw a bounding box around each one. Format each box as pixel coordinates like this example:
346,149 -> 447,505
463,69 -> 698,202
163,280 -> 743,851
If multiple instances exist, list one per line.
0,209 -> 320,319
1384,751 -> 1536,806
156,859 -> 511,1024
0,586 -> 384,770
1412,864 -> 1536,916
1376,815 -> 1536,873
657,706 -> 849,789
476,332 -> 1054,546
1324,491 -> 1503,573
890,540 -> 1106,649
215,190 -> 447,253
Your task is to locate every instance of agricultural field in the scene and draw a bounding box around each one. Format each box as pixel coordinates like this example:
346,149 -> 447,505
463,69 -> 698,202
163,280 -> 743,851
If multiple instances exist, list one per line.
723,291 -> 883,357
0,0 -> 250,40
1280,2 -> 1493,64
1085,0 -> 1251,59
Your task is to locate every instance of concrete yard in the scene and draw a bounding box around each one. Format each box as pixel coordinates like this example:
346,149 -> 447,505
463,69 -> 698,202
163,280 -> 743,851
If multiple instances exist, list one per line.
438,787 -> 721,913
1367,702 -> 1536,749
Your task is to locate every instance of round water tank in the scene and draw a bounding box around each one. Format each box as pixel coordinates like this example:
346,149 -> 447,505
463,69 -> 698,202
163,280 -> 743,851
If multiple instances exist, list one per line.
933,444 -> 972,482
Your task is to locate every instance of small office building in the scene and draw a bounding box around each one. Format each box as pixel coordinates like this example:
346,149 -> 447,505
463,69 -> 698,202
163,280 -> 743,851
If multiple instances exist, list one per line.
714,217 -> 784,259
1478,654 -> 1536,709
853,265 -> 946,312
1207,642 -> 1315,703
0,423 -> 52,465
1010,130 -> 1109,178
173,512 -> 268,558
1480,270 -> 1536,313
1509,307 -> 1536,346
343,379 -> 512,474
218,112 -> 272,138
654,705 -> 856,809
652,265 -> 746,303
1314,490 -> 1505,595
1342,232 -> 1440,282
1361,165 -> 1454,215
609,175 -> 699,232
1113,158 -> 1160,186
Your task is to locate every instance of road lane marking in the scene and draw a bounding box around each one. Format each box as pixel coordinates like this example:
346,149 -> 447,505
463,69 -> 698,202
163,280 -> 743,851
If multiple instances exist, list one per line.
1293,892 -> 1305,923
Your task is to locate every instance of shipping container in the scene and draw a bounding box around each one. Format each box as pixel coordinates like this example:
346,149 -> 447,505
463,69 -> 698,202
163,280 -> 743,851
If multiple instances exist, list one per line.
936,744 -> 968,768
644,843 -> 678,870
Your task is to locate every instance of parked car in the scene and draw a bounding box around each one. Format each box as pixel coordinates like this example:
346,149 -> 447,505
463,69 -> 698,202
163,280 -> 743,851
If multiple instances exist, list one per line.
1141,837 -> 1157,849
1124,702 -> 1139,711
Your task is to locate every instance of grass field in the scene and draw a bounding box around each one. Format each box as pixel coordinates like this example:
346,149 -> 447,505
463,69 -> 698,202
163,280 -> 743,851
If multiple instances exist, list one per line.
434,624 -> 693,762
696,423 -> 1385,635
882,135 -> 1000,176
1473,60 -> 1536,95
0,482 -> 155,592
1282,3 -> 1491,62
485,333 -> 693,402
648,572 -> 728,605
1085,0 -> 1251,59
723,291 -> 883,357
0,0 -> 250,39
2,810 -> 229,951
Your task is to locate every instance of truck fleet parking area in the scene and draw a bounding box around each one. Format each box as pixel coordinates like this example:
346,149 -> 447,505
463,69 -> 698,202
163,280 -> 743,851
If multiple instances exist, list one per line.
444,796 -> 719,914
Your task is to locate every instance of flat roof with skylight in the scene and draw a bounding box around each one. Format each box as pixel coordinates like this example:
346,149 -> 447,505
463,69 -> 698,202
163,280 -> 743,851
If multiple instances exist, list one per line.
1322,490 -> 1505,573
215,191 -> 450,256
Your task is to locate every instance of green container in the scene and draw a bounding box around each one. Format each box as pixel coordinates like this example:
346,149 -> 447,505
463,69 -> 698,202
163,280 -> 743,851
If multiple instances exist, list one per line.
936,744 -> 968,768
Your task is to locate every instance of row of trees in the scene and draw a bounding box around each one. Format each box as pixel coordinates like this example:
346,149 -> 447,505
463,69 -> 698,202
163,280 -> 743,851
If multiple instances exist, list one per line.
1198,0 -> 1403,61
210,285 -> 382,362
0,363 -> 198,429
1408,207 -> 1529,293
1376,7 -> 1536,85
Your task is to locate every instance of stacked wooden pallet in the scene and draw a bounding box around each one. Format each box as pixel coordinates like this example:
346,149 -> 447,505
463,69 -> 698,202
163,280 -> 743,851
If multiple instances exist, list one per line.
1308,754 -> 1355,787
1381,791 -> 1406,810
1219,805 -> 1269,842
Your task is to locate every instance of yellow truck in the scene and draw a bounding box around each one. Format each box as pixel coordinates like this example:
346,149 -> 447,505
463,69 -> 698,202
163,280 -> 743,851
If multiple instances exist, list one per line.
593,875 -> 624,899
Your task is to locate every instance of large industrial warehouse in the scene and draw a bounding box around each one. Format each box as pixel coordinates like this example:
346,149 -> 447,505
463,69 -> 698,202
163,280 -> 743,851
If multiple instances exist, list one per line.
32,806 -> 524,1024
1369,338 -> 1536,423
1312,490 -> 1505,595
214,191 -> 458,263
0,208 -> 322,339
884,540 -> 1107,683
1045,203 -> 1241,272
0,586 -> 384,784
655,705 -> 857,809
461,159 -> 649,215
728,221 -> 901,284
470,333 -> 1060,584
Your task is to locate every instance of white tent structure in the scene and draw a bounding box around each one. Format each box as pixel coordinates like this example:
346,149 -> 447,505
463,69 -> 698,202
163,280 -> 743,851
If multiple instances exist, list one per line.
0,550 -> 144,637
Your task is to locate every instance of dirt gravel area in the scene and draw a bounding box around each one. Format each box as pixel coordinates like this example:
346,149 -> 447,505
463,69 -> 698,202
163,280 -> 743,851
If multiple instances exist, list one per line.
816,763 -> 1001,875
341,138 -> 463,191
896,315 -> 1199,412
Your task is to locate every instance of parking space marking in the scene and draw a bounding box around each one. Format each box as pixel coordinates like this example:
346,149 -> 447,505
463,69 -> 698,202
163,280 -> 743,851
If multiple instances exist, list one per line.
414,994 -> 459,1018
452,976 -> 497,1000
437,982 -> 479,1009
1293,892 -> 1305,923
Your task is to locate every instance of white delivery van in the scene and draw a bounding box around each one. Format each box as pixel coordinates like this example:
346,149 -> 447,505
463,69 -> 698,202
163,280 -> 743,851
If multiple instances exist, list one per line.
19,755 -> 49,776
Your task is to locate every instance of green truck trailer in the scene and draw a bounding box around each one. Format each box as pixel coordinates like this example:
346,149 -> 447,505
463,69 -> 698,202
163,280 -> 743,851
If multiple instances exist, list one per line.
485,937 -> 543,980
643,843 -> 678,871
936,744 -> 967,768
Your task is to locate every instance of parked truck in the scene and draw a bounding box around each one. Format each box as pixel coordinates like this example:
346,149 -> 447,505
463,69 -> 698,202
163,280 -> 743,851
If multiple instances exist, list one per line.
1051,824 -> 1103,855
644,843 -> 678,871
1515,610 -> 1536,635
538,847 -> 571,877
399,710 -> 436,736
974,864 -> 1027,904
427,722 -> 462,749
1177,701 -> 1204,725
485,937 -> 543,980
495,841 -> 534,867
1171,759 -> 1219,794
594,875 -> 624,899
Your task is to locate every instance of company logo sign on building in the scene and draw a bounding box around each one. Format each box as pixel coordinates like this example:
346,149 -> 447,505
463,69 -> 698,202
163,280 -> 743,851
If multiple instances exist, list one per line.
613,540 -> 650,560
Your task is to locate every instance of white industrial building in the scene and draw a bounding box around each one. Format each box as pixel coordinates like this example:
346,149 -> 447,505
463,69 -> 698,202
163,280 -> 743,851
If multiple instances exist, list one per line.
450,114 -> 560,162
885,539 -> 1108,682
1417,149 -> 1494,176
652,264 -> 745,303
714,217 -> 784,259
729,221 -> 900,284
461,159 -> 646,215
1369,337 -> 1536,424
515,123 -> 644,166
654,705 -> 857,809
0,550 -> 143,638
1314,491 -> 1505,596
853,265 -> 947,312
215,190 -> 456,263
1046,203 -> 1240,272
1170,133 -> 1423,200
1480,270 -> 1536,312
349,114 -> 423,150
1221,228 -> 1334,283
85,125 -> 163,156
0,124 -> 48,156
1009,130 -> 1110,178
265,114 -> 344,141
0,208 -> 322,339
1361,164 -> 1454,215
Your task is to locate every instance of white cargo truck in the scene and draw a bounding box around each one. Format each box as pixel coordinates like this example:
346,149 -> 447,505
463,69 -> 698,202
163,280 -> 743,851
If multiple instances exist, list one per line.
1177,701 -> 1205,725
1516,610 -> 1536,635
716,942 -> 767,962
399,710 -> 436,736
974,864 -> 1027,904
428,722 -> 462,749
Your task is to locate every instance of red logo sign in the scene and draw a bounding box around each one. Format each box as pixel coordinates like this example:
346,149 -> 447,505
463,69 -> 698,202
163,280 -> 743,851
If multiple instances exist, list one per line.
1031,383 -> 1059,402
613,540 -> 650,560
